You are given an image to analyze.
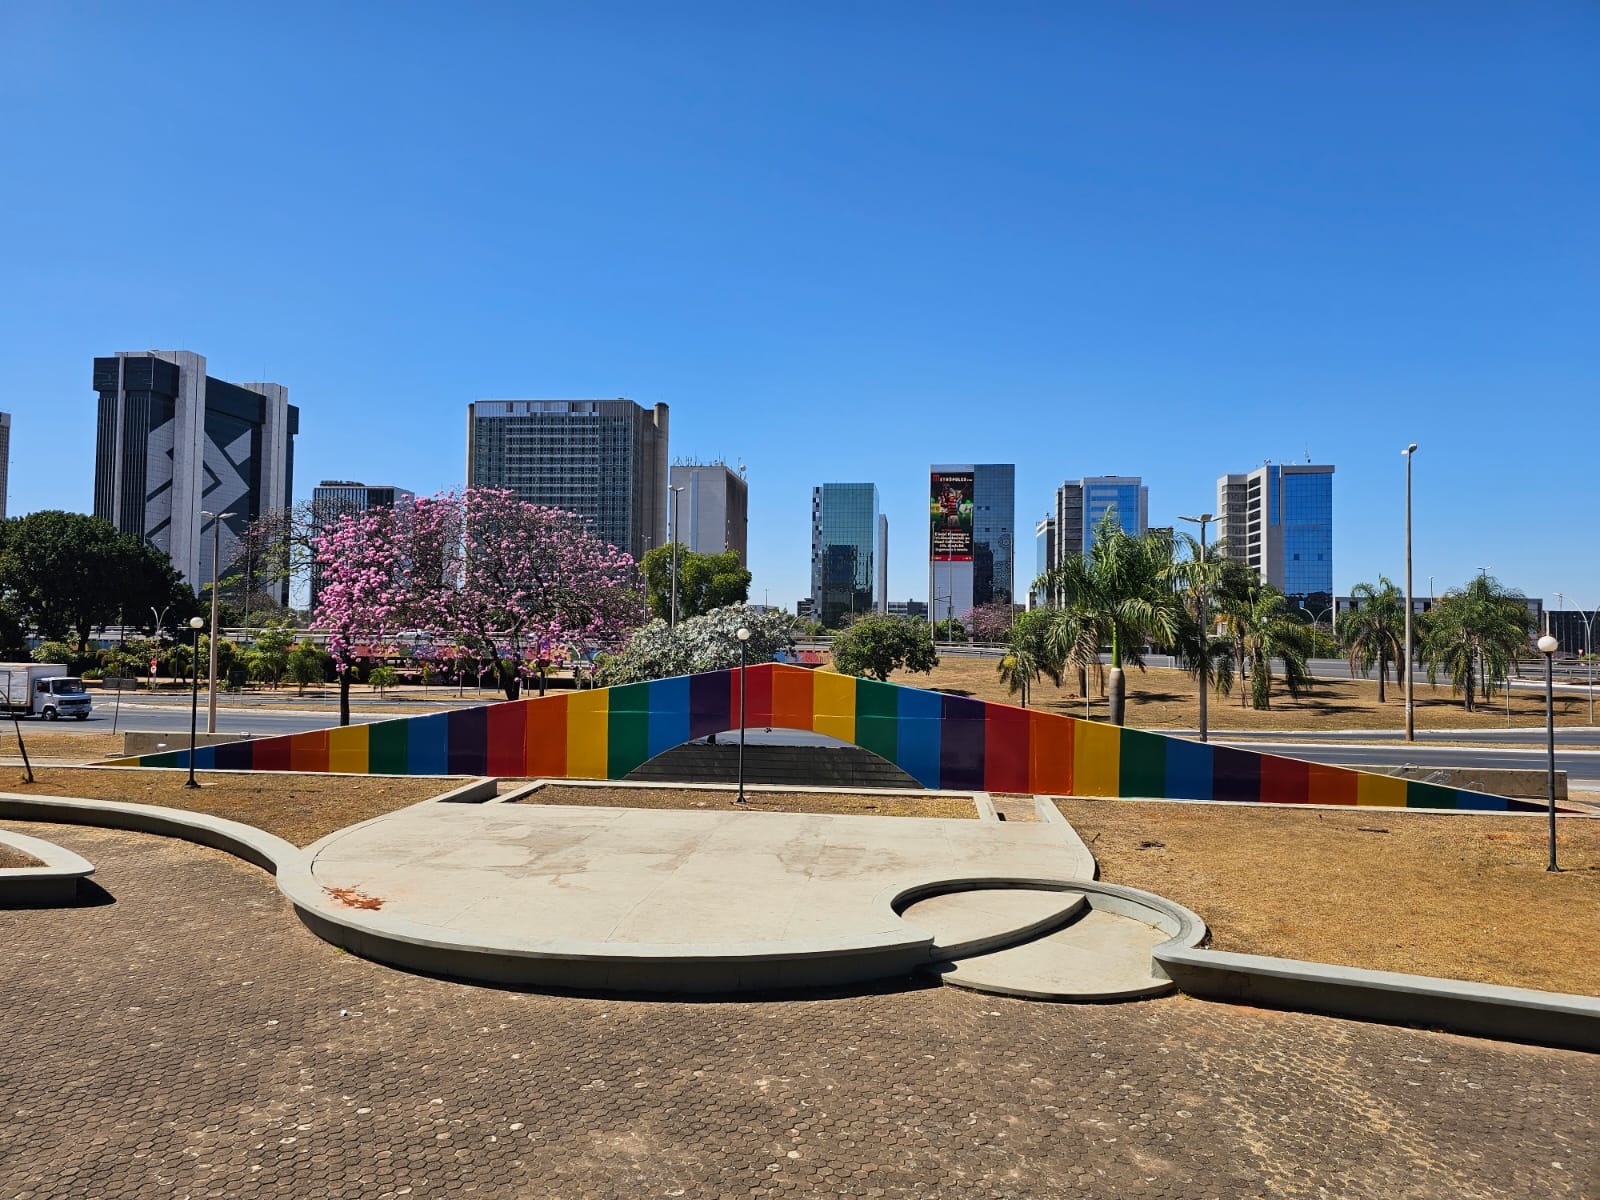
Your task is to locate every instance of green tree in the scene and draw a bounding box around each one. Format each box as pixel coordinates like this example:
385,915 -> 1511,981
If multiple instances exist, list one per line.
286,639 -> 330,695
830,615 -> 939,682
1217,585 -> 1317,710
0,511 -> 193,652
1420,574 -> 1534,711
1034,512 -> 1183,725
996,610 -> 1062,707
933,616 -> 968,643
1163,533 -> 1241,731
244,622 -> 296,689
31,641 -> 82,670
640,545 -> 752,622
368,665 -> 400,695
1337,577 -> 1406,703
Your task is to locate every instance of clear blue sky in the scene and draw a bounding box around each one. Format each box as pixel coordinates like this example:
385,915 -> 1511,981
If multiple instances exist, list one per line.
3,3 -> 1596,613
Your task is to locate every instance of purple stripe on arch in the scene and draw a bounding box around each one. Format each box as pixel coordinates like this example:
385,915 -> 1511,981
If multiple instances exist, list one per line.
939,694 -> 986,792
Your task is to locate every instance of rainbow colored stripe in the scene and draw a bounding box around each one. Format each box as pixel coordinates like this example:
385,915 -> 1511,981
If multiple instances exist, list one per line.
113,663 -> 1543,812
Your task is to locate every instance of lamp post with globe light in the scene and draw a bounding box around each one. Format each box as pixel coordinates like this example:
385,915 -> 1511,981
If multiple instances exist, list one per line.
735,626 -> 751,804
186,616 -> 206,789
1538,633 -> 1560,871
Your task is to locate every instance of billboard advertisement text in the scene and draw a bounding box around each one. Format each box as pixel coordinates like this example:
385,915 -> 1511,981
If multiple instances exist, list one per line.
930,471 -> 974,561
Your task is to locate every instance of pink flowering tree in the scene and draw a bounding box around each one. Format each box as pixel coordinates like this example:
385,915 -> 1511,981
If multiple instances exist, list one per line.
964,600 -> 1017,644
314,488 -> 643,712
310,503 -> 413,725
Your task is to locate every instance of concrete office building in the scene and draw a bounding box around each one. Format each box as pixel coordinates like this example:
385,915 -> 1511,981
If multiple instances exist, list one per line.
309,480 -> 415,610
1031,514 -> 1056,608
1054,476 -> 1148,558
877,513 -> 889,615
0,411 -> 9,519
92,351 -> 298,597
929,463 -> 1015,625
668,459 -> 748,562
1216,463 -> 1335,603
467,398 -> 668,562
810,483 -> 882,628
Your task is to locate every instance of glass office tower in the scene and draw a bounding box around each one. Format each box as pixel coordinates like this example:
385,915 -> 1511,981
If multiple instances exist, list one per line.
1216,463 -> 1335,605
810,483 -> 880,628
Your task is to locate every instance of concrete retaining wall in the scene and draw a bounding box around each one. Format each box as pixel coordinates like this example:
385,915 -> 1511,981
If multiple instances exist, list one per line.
1371,764 -> 1566,801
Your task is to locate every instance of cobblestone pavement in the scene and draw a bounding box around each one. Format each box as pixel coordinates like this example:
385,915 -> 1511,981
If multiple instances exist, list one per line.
2,822 -> 1596,1200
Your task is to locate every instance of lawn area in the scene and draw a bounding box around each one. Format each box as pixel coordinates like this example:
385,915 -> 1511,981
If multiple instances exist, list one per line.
519,782 -> 976,819
890,658 -> 1597,735
1,768 -> 457,846
1054,795 -> 1600,995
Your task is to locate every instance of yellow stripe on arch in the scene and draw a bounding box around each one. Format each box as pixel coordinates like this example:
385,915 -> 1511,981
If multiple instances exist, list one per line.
327,722 -> 370,774
812,670 -> 856,745
566,688 -> 610,780
1072,720 -> 1121,797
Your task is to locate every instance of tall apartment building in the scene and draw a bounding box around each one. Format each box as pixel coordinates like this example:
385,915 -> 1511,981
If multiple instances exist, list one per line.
1053,476 -> 1148,558
668,459 -> 748,562
810,483 -> 882,628
309,480 -> 416,611
92,351 -> 298,596
0,411 -> 10,519
1216,463 -> 1335,602
929,464 -> 1015,623
466,398 -> 668,562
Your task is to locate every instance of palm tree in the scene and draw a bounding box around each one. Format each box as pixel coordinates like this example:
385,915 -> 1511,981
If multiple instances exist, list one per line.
1337,577 -> 1406,702
996,610 -> 1063,708
1420,574 -> 1534,711
1164,532 -> 1239,737
1035,512 -> 1183,725
1217,584 -> 1316,710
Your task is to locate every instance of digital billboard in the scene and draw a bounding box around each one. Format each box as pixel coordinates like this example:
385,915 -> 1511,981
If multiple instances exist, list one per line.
930,471 -> 974,561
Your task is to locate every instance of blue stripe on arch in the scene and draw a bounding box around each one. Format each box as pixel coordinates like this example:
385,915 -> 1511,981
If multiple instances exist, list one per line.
895,686 -> 943,788
648,676 -> 691,759
407,713 -> 449,775
1165,737 -> 1212,801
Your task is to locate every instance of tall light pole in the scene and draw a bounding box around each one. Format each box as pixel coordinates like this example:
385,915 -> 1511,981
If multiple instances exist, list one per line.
186,616 -> 205,789
200,510 -> 236,733
668,486 -> 685,630
1538,634 -> 1560,871
1177,513 -> 1212,743
734,626 -> 751,804
1401,445 -> 1417,741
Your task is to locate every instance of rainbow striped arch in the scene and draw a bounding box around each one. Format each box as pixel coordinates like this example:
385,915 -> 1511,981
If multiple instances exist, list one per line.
115,663 -> 1546,812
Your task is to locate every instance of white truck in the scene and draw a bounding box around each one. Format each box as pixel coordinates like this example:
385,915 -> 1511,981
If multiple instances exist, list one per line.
0,664 -> 93,720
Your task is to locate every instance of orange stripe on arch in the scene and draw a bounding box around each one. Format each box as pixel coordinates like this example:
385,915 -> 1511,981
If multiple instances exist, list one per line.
771,665 -> 815,730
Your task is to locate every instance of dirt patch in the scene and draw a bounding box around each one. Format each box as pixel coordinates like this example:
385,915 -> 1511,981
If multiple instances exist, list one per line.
0,843 -> 43,869
889,659 -> 1599,737
1053,795 -> 1600,995
0,731 -> 126,762
518,783 -> 977,819
1,768 -> 460,847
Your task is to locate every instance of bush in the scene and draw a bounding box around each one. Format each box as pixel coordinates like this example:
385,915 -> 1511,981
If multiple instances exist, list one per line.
593,607 -> 797,686
831,615 -> 940,682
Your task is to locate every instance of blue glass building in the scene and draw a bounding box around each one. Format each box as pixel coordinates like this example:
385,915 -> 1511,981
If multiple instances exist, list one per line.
1216,464 -> 1334,604
811,483 -> 881,628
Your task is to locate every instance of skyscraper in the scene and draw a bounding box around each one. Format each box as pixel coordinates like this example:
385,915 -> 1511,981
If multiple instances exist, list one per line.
1032,514 -> 1055,608
466,398 -> 668,562
1053,476 -> 1148,558
929,463 -> 1015,623
668,459 -> 748,562
810,483 -> 880,628
309,481 -> 416,611
1216,463 -> 1335,603
0,411 -> 10,520
92,351 -> 298,596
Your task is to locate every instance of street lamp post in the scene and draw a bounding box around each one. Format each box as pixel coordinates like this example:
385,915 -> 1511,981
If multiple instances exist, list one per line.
735,626 -> 751,804
669,486 -> 685,631
1402,444 -> 1417,742
1538,633 -> 1559,871
200,509 -> 236,734
186,616 -> 205,788
1177,513 -> 1212,743
149,604 -> 171,684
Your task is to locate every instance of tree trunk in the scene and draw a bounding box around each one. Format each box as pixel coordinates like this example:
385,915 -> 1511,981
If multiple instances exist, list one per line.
1076,665 -> 1088,699
501,663 -> 521,701
1377,651 -> 1386,704
338,669 -> 351,726
1107,667 -> 1126,726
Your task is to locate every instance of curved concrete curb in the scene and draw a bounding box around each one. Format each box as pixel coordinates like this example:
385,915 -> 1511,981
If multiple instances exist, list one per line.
0,828 -> 95,904
1155,946 -> 1600,1053
892,876 -> 1208,1001
0,793 -> 297,875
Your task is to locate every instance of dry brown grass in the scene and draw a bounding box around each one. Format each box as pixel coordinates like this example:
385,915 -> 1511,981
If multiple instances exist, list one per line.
520,783 -> 976,819
1,768 -> 458,847
892,658 -> 1596,736
1,732 -> 126,761
1055,796 -> 1600,995
0,843 -> 43,868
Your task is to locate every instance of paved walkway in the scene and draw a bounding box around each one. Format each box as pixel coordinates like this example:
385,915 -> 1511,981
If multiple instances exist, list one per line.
4,821 -> 1597,1199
